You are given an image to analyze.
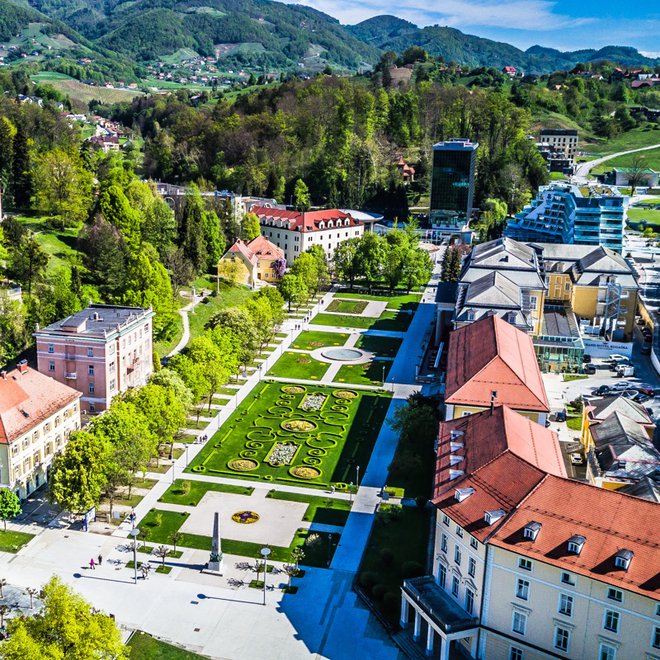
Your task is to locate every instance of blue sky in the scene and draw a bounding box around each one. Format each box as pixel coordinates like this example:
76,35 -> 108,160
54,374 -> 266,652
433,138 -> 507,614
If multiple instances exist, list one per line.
290,0 -> 660,55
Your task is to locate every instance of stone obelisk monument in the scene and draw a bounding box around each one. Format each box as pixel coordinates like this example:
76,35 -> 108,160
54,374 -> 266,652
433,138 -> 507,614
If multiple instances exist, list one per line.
208,511 -> 224,573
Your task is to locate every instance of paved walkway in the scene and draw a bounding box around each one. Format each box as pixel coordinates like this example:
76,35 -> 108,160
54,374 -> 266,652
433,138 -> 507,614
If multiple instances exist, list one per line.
573,143 -> 660,183
167,291 -> 206,358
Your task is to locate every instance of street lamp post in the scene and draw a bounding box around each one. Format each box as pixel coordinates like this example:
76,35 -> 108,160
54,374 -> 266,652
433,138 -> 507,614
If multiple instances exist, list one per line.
381,364 -> 385,387
129,528 -> 140,585
185,444 -> 189,466
356,465 -> 360,488
260,547 -> 271,606
349,481 -> 353,503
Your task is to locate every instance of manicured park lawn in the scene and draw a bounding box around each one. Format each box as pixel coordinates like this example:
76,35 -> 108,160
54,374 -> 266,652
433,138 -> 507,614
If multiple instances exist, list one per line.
159,479 -> 254,507
311,310 -> 412,332
139,509 -> 190,541
0,529 -> 35,553
326,299 -> 369,314
290,330 -> 349,351
267,351 -> 329,380
128,631 -> 203,659
355,335 -> 402,358
627,207 -> 660,228
185,381 -> 391,489
266,490 -> 351,526
334,360 -> 392,387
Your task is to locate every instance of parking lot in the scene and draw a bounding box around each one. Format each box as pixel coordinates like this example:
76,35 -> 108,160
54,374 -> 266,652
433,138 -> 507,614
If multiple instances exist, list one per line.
541,329 -> 660,479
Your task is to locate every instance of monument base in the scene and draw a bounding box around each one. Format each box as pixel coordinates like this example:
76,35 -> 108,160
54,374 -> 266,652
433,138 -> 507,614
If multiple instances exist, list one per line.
203,558 -> 224,575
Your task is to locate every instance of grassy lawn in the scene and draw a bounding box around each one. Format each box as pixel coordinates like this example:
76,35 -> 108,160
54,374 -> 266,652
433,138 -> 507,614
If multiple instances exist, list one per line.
563,374 -> 588,382
334,360 -> 392,387
583,124 -> 660,158
355,335 -> 402,358
358,505 -> 430,625
186,283 -> 253,346
336,291 -> 422,310
159,479 -> 254,506
0,529 -> 35,553
153,313 -> 183,358
566,416 -> 582,431
290,330 -> 349,350
326,299 -> 369,314
627,207 -> 660,228
266,490 -> 351,526
185,381 -> 391,489
311,311 -> 412,332
128,631 -> 203,659
266,351 -> 329,381
14,216 -> 80,274
139,509 -> 190,541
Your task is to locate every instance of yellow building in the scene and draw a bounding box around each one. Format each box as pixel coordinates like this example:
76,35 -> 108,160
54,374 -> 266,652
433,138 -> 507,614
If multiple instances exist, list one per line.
0,362 -> 81,500
218,236 -> 284,288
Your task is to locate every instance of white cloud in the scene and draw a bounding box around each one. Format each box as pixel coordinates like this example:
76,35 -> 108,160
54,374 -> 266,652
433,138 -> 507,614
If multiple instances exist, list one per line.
290,0 -> 588,31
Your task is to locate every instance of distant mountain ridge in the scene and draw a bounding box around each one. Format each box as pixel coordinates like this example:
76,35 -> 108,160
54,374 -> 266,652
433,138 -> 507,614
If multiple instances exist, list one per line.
1,1 -> 657,79
348,15 -> 660,73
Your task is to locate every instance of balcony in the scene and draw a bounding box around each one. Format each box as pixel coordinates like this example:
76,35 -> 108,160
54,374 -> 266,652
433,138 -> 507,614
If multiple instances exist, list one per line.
64,372 -> 77,380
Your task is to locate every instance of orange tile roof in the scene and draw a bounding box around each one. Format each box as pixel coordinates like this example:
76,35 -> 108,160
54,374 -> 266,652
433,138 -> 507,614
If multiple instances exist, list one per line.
435,406 -> 565,500
253,207 -> 361,233
490,476 -> 660,597
247,235 -> 284,260
445,315 -> 549,412
225,239 -> 258,267
0,366 -> 80,444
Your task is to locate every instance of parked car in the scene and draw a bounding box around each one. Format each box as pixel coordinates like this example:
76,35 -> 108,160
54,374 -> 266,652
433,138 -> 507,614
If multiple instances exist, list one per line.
555,410 -> 567,422
635,385 -> 655,397
608,354 -> 628,362
611,381 -> 631,391
582,354 -> 592,363
608,356 -> 630,370
593,385 -> 611,396
615,365 -> 635,377
634,393 -> 651,404
569,453 -> 585,465
584,364 -> 596,375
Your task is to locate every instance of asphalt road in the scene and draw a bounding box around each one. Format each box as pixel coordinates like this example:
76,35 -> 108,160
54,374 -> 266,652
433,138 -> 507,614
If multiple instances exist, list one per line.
573,143 -> 660,184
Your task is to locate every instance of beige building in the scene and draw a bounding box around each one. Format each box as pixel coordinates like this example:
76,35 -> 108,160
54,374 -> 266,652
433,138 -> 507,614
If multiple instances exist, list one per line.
253,207 -> 364,264
0,362 -> 81,500
401,404 -> 660,660
218,236 -> 285,287
539,129 -> 579,162
34,304 -> 154,415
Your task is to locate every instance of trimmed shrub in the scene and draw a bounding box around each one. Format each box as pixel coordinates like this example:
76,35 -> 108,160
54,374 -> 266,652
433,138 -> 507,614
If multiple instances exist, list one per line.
372,584 -> 386,600
359,571 -> 378,591
401,561 -> 424,579
380,548 -> 394,567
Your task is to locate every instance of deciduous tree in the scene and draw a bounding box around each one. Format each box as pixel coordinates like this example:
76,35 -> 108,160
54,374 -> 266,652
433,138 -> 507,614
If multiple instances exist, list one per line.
0,488 -> 21,531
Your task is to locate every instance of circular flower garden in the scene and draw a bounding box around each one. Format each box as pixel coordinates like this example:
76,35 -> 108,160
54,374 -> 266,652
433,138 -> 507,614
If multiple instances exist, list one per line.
231,511 -> 260,524
281,419 -> 317,432
228,458 -> 258,471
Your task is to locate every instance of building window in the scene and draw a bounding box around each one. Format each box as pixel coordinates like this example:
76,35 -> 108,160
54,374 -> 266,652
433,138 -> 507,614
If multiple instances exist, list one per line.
604,610 -> 620,633
599,644 -> 616,660
451,576 -> 460,598
456,525 -> 463,538
48,361 -> 55,372
88,383 -> 95,394
655,604 -> 660,617
454,546 -> 461,566
465,588 -> 474,615
441,533 -> 448,553
468,557 -> 476,577
516,579 -> 529,601
442,514 -> 450,526
518,558 -> 532,572
109,379 -> 115,391
607,588 -> 623,603
512,611 -> 527,636
48,344 -> 54,353
561,572 -> 575,586
88,365 -> 94,376
558,594 -> 573,616
438,564 -> 446,589
653,627 -> 660,649
87,348 -> 93,357
470,538 -> 478,550
509,647 -> 523,660
89,403 -> 96,413
554,626 -> 570,652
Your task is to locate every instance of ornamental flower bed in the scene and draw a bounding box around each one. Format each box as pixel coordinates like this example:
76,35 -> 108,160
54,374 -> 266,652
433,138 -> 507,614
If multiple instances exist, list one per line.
231,511 -> 260,524
333,390 -> 358,400
228,459 -> 258,471
281,419 -> 317,432
290,466 -> 321,480
300,393 -> 327,412
265,442 -> 299,467
282,386 -> 306,395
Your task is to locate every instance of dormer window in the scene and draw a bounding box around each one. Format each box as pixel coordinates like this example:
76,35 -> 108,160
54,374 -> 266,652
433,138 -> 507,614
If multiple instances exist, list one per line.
450,430 -> 464,440
523,521 -> 542,541
614,549 -> 633,571
454,487 -> 475,502
484,509 -> 506,525
319,221 -> 325,230
449,454 -> 463,466
567,535 -> 586,555
449,469 -> 464,480
449,441 -> 464,452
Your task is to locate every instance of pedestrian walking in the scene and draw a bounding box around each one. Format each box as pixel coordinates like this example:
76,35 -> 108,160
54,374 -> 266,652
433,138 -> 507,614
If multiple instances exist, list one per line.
97,554 -> 103,566
89,558 -> 95,570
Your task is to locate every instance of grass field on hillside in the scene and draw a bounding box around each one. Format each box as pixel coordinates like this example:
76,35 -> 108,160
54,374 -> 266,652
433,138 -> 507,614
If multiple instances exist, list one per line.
15,215 -> 79,273
591,145 -> 660,174
31,72 -> 143,105
585,125 -> 660,157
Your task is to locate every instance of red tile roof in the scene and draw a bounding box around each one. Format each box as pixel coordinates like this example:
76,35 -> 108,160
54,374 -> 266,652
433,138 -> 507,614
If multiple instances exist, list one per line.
0,366 -> 80,444
490,476 -> 660,597
247,235 -> 284,261
435,406 -> 565,500
445,315 -> 549,412
253,207 -> 361,233
225,239 -> 258,267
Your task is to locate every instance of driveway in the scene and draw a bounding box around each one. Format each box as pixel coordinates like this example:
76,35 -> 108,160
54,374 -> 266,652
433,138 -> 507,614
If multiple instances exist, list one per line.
573,143 -> 660,184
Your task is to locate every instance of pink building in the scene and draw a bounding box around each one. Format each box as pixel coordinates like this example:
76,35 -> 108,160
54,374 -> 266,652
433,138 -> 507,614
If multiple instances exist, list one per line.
34,304 -> 155,415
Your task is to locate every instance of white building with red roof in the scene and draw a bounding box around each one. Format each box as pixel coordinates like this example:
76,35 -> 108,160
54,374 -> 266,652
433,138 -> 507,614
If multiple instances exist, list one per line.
0,362 -> 81,500
400,402 -> 660,660
252,207 -> 364,263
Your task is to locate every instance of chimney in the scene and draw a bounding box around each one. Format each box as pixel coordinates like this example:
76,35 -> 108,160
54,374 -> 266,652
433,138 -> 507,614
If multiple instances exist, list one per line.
18,359 -> 28,375
1,371 -> 6,380
490,390 -> 498,414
